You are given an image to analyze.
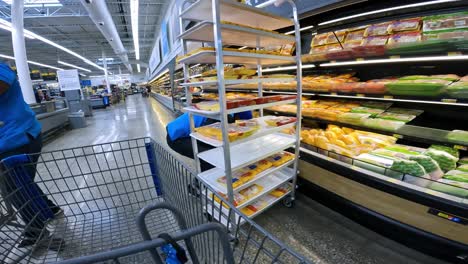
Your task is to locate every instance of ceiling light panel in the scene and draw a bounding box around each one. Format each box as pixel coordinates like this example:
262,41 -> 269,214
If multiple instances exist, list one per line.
130,0 -> 140,60
58,60 -> 92,72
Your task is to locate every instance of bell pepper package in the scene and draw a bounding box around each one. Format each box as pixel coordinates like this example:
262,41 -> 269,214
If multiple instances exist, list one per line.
326,29 -> 348,44
311,33 -> 329,47
364,22 -> 391,36
388,31 -> 422,45
344,29 -> 366,45
389,18 -> 421,33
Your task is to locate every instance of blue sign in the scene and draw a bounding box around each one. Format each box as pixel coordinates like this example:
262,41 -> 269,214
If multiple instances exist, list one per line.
81,80 -> 91,86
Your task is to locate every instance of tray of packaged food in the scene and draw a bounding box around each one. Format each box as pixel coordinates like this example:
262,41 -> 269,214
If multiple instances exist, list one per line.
386,79 -> 451,97
385,39 -> 453,55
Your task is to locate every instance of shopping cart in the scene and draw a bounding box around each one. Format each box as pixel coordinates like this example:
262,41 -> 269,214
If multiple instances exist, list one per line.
0,138 -> 309,263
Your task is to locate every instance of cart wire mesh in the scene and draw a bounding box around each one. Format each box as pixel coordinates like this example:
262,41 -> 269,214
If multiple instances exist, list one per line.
0,138 -> 309,263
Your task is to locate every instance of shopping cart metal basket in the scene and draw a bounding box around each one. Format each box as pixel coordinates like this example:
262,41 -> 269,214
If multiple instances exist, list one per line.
0,138 -> 309,263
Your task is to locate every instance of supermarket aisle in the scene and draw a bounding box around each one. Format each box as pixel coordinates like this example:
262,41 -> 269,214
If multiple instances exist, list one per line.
45,95 -> 447,264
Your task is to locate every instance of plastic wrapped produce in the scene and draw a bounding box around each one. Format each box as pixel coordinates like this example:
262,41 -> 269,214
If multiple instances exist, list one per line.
326,30 -> 347,44
425,148 -> 459,172
353,81 -> 387,94
447,82 -> 468,99
386,79 -> 450,97
357,152 -> 427,177
399,74 -> 460,81
337,113 -> 371,125
364,23 -> 391,36
376,112 -> 417,123
423,12 -> 468,33
389,18 -> 422,32
444,170 -> 468,183
388,31 -> 421,44
359,101 -> 393,110
428,145 -> 459,158
384,107 -> 424,116
458,164 -> 468,172
351,107 -> 385,117
459,157 -> 468,165
447,130 -> 468,144
363,118 -> 405,131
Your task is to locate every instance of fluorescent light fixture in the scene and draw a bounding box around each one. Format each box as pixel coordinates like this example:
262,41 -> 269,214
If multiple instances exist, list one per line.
58,60 -> 92,72
190,63 -> 201,68
97,58 -> 115,61
255,0 -> 276,8
262,64 -> 315,72
90,75 -> 106,78
0,18 -> 105,71
79,73 -> 87,77
318,0 -> 459,26
312,32 -> 317,36
238,46 -> 248,50
130,0 -> 140,60
320,55 -> 468,67
137,64 -> 141,73
285,25 -> 314,35
0,53 -> 64,71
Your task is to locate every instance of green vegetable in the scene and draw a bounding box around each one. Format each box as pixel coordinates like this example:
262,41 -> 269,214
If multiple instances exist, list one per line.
425,149 -> 458,172
458,164 -> 468,172
429,145 -> 459,158
429,179 -> 468,198
444,170 -> 468,183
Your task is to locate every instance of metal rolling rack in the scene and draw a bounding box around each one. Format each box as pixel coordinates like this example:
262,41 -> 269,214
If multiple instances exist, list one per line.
178,0 -> 303,219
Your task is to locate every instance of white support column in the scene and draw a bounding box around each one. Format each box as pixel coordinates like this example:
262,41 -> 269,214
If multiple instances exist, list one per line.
11,0 -> 35,104
102,50 -> 111,93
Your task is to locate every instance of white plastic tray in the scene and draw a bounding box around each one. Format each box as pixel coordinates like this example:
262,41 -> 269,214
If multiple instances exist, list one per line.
183,98 -> 296,118
190,115 -> 296,147
197,133 -> 296,170
198,158 -> 294,194
178,50 -> 295,66
178,21 -> 295,48
180,0 -> 293,30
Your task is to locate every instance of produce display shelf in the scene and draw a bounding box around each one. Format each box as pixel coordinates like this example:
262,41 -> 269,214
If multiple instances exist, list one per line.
183,98 -> 297,119
197,158 -> 294,194
299,144 -> 468,206
178,21 -> 295,48
301,52 -> 468,66
190,115 -> 296,147
265,109 -> 468,149
152,93 -> 174,110
180,0 -> 293,30
178,50 -> 295,66
181,77 -> 295,87
198,133 -> 296,170
201,88 -> 468,107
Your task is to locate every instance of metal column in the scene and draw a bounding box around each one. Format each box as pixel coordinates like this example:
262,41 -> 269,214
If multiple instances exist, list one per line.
11,0 -> 35,104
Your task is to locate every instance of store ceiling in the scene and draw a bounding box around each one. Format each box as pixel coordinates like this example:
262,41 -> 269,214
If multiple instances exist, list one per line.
0,0 -> 170,76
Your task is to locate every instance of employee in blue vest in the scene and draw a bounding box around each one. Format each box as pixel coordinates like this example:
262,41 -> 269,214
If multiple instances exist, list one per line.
166,111 -> 252,171
0,63 -> 63,253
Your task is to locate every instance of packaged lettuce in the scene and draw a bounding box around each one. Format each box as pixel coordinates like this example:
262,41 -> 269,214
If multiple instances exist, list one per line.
444,170 -> 468,183
376,147 -> 443,179
458,164 -> 468,172
369,150 -> 427,177
351,107 -> 385,117
447,130 -> 468,144
425,149 -> 458,172
385,107 -> 424,116
428,144 -> 459,158
376,112 -> 416,123
459,157 -> 468,165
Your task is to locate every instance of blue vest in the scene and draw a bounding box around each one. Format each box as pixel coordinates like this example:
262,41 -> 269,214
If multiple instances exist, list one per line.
0,64 -> 42,155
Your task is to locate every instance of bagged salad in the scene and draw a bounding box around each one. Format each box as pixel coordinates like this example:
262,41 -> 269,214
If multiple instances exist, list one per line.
425,145 -> 459,172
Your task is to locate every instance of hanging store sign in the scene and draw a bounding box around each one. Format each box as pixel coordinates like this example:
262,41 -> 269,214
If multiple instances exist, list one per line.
57,69 -> 81,91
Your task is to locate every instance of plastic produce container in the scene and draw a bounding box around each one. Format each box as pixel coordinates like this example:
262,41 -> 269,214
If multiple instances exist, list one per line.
386,81 -> 448,97
362,118 -> 405,132
447,82 -> 468,99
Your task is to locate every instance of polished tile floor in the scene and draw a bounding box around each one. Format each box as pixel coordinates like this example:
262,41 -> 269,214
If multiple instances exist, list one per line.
45,95 -> 448,264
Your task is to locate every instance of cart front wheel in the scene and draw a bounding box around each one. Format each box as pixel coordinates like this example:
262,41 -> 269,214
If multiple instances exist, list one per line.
282,196 -> 295,208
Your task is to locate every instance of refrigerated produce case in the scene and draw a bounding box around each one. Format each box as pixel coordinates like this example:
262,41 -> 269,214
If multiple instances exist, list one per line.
176,1 -> 468,263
